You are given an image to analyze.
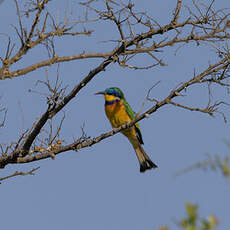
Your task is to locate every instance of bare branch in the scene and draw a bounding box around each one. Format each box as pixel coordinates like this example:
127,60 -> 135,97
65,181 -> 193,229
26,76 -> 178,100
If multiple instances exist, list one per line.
0,166 -> 40,183
174,153 -> 230,179
13,0 -> 24,45
172,0 -> 182,24
1,52 -> 229,168
0,0 -> 230,180
0,108 -> 7,127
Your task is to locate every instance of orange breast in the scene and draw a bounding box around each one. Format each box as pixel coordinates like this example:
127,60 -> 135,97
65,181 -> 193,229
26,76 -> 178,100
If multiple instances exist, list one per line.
105,100 -> 131,128
105,100 -> 137,140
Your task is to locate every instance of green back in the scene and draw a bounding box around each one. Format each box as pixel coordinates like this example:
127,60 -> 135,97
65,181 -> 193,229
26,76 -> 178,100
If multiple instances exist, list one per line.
121,97 -> 144,145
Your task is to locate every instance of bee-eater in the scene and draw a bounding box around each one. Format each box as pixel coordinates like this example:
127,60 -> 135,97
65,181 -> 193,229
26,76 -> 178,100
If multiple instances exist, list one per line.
96,87 -> 158,172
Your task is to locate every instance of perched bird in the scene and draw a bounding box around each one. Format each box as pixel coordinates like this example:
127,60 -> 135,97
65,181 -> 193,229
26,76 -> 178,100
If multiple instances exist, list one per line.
95,87 -> 158,172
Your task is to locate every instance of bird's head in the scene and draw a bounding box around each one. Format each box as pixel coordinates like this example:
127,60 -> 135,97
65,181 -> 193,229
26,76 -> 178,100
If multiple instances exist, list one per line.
95,87 -> 124,102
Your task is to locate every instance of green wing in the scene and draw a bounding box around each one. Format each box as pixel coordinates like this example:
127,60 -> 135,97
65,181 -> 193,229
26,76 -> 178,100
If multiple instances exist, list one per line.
122,99 -> 144,144
122,99 -> 136,120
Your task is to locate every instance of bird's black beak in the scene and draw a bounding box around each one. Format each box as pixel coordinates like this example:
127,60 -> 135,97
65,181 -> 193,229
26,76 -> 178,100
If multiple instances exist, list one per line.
95,91 -> 105,95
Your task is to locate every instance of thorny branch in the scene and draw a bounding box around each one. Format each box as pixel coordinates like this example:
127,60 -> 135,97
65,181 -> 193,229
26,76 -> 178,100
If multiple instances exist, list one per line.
0,0 -> 230,179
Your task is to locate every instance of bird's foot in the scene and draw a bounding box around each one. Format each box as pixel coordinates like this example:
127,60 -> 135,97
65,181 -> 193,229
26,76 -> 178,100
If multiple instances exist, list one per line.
112,127 -> 120,133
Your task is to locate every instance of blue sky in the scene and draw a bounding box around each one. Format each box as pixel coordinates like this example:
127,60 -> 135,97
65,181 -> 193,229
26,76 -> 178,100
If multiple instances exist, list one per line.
0,0 -> 229,229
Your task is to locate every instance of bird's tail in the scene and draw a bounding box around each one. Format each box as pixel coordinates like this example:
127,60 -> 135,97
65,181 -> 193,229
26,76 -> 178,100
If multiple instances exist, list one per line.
134,142 -> 158,173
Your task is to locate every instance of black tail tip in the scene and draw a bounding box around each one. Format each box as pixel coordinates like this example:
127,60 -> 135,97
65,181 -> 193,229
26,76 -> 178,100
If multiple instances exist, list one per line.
140,160 -> 158,173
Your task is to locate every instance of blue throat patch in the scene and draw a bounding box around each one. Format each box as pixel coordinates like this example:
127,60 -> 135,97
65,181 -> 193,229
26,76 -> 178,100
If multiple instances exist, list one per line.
105,99 -> 119,105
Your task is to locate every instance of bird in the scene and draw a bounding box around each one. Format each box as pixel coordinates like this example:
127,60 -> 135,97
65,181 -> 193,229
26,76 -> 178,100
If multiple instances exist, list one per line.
95,87 -> 158,172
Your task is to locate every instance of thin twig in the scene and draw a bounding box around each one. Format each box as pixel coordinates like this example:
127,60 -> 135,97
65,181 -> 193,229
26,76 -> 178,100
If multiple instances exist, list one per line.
0,166 -> 40,183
